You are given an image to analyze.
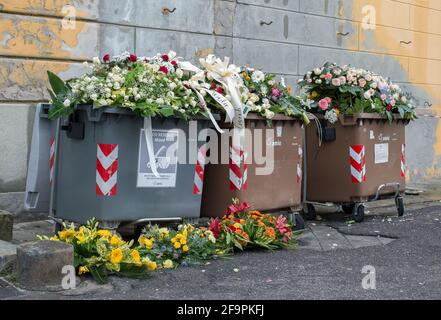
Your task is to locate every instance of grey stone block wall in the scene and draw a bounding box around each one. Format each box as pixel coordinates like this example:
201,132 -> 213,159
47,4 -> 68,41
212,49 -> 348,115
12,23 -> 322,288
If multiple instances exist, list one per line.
0,0 -> 440,197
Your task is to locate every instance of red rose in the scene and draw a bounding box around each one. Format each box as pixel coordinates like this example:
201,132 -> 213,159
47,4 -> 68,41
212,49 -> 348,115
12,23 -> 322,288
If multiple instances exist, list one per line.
161,54 -> 169,62
171,60 -> 177,66
216,87 -> 224,94
210,82 -> 217,89
386,104 -> 393,111
103,54 -> 110,63
159,66 -> 169,74
128,54 -> 137,62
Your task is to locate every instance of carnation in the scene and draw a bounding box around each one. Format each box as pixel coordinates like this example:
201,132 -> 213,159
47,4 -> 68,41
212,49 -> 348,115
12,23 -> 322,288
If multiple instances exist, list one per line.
251,70 -> 265,83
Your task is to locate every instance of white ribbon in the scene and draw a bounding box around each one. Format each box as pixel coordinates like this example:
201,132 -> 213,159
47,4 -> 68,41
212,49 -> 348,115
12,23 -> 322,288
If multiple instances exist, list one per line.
143,117 -> 160,178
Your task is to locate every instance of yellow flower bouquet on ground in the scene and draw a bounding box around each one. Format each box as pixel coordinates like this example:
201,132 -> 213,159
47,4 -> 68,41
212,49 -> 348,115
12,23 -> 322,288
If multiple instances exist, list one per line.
39,219 -> 149,284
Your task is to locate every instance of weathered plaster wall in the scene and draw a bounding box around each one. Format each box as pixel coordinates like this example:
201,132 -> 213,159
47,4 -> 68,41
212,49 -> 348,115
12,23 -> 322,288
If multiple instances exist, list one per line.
0,0 -> 440,198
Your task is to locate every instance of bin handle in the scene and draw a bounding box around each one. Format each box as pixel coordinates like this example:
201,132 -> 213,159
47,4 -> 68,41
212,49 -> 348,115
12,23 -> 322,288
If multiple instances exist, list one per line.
372,183 -> 400,201
339,114 -> 358,126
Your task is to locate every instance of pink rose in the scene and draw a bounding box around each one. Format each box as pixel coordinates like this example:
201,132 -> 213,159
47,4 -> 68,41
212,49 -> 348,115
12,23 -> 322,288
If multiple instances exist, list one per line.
325,73 -> 332,80
319,98 -> 330,111
380,94 -> 387,101
359,79 -> 367,88
332,78 -> 341,86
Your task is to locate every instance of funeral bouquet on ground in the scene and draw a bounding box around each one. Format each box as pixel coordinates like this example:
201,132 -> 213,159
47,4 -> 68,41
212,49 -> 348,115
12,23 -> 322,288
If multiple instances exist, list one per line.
38,219 -> 150,284
297,62 -> 417,123
137,223 -> 222,268
208,199 -> 298,250
47,51 -> 202,120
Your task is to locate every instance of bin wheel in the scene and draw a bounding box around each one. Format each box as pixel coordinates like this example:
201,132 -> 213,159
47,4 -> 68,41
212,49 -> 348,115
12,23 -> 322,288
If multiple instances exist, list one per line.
395,196 -> 405,217
341,204 -> 354,215
293,213 -> 306,231
301,204 -> 317,221
352,203 -> 365,223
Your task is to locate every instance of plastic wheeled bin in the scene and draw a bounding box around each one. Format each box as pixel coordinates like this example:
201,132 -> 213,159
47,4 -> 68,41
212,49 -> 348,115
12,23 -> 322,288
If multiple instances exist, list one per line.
304,113 -> 408,222
201,114 -> 304,219
49,105 -> 212,227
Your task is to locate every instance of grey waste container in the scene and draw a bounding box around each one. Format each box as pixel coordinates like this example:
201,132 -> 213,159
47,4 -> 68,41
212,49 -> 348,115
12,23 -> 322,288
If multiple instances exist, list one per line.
24,104 -> 59,213
51,105 -> 212,226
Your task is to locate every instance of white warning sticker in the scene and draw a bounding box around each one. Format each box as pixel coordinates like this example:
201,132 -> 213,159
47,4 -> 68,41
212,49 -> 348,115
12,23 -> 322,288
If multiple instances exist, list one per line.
375,143 -> 389,164
137,129 -> 179,188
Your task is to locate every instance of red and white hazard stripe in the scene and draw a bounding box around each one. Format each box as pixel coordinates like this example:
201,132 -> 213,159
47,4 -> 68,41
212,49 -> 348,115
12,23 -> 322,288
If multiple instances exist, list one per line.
401,144 -> 406,177
242,152 -> 248,190
96,144 -> 118,197
350,145 -> 366,183
229,145 -> 245,191
193,144 -> 208,195
49,137 -> 55,185
297,146 -> 303,184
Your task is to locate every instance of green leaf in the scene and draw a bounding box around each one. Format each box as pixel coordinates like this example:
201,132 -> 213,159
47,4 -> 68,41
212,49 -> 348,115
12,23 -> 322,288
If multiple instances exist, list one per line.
159,106 -> 175,117
47,71 -> 67,96
89,265 -> 109,284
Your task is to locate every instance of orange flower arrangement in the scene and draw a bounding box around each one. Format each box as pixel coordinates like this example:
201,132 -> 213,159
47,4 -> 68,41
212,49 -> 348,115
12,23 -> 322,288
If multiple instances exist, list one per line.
210,199 -> 297,250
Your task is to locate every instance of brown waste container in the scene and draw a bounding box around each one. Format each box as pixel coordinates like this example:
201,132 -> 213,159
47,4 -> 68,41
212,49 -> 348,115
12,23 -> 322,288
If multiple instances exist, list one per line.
304,113 -> 408,222
201,114 -> 304,218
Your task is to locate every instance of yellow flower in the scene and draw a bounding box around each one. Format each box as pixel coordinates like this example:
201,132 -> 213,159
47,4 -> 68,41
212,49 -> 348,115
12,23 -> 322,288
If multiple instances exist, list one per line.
110,248 -> 123,265
139,236 -> 154,249
180,238 -> 187,245
78,266 -> 89,275
287,85 -> 293,94
97,230 -> 112,238
233,223 -> 242,229
173,241 -> 181,249
163,259 -> 174,269
131,249 -> 141,265
110,235 -> 121,246
147,260 -> 157,271
58,229 -> 75,241
49,236 -> 60,241
311,91 -> 319,98
182,245 -> 189,253
75,232 -> 86,244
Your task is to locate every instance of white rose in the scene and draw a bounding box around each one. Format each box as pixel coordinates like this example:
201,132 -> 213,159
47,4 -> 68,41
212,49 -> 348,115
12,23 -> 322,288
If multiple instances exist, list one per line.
401,96 -> 407,103
175,68 -> 184,78
264,109 -> 275,119
63,99 -> 71,107
90,93 -> 98,101
92,57 -> 101,65
364,91 -> 372,99
314,68 -> 322,75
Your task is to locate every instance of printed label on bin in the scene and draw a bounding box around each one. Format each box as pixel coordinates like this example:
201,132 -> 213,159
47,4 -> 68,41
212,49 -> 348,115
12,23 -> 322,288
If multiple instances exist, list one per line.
137,129 -> 179,188
375,143 -> 389,164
